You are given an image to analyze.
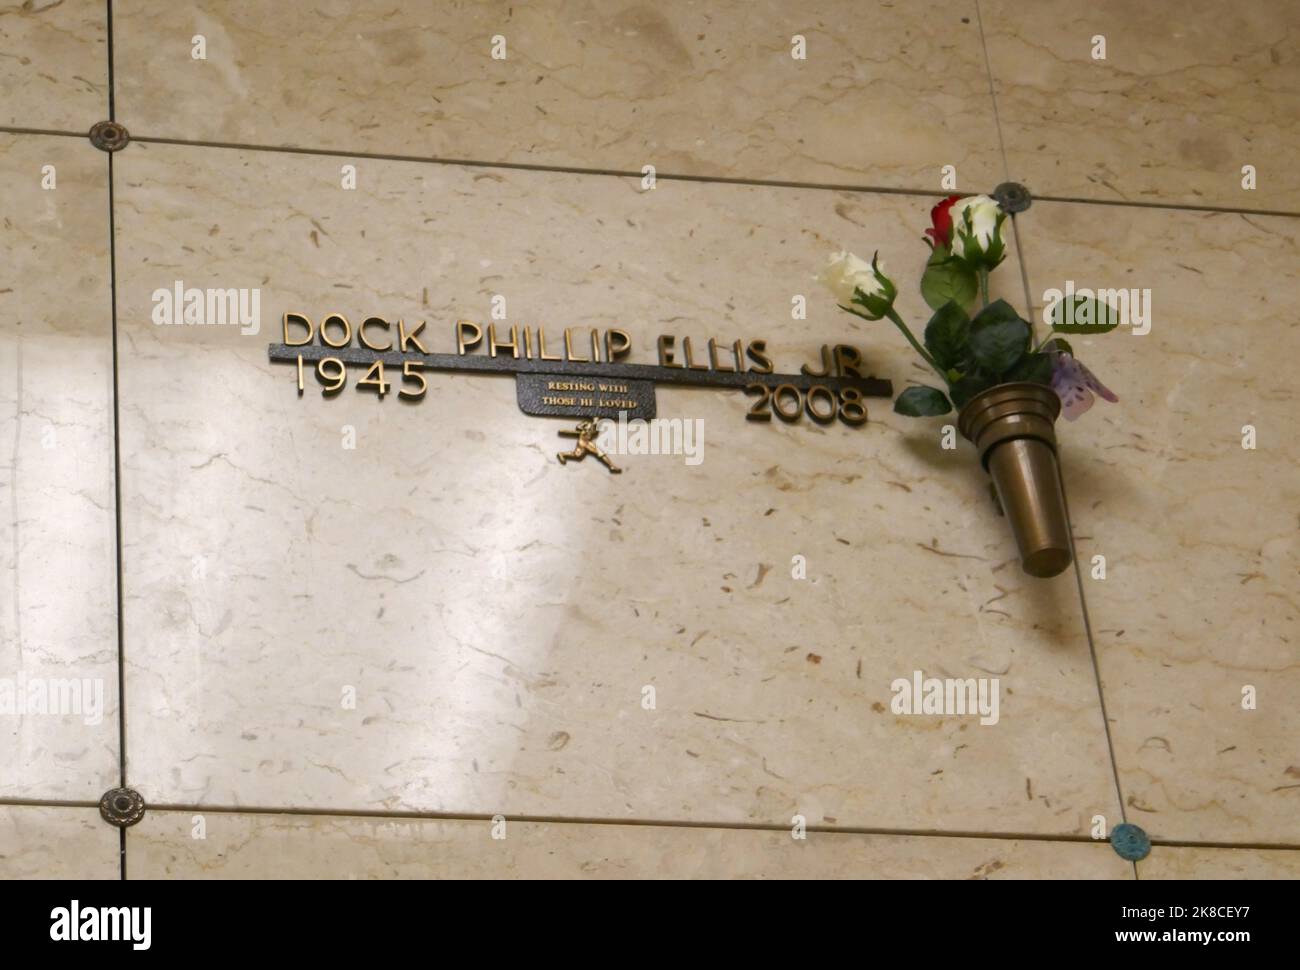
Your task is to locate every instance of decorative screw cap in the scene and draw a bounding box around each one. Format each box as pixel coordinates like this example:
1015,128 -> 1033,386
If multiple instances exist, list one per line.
1110,822 -> 1151,861
89,121 -> 130,153
991,181 -> 1032,213
99,787 -> 146,827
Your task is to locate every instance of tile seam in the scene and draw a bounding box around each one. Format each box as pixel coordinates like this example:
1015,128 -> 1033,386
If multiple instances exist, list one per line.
1,127 -> 1297,218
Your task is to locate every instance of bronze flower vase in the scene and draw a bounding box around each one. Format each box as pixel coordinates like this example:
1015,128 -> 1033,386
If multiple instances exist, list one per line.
957,382 -> 1073,578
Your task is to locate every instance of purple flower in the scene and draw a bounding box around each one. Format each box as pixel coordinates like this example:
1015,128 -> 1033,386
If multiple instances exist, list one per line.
1050,352 -> 1118,421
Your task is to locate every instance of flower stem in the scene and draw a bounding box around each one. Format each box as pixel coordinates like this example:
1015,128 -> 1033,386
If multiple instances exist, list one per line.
979,268 -> 990,308
884,309 -> 948,383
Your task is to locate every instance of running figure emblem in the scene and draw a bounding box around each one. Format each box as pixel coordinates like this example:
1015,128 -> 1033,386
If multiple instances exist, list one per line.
556,419 -> 622,474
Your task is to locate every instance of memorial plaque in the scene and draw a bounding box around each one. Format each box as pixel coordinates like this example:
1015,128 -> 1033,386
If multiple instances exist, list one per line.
268,314 -> 895,470
516,372 -> 658,420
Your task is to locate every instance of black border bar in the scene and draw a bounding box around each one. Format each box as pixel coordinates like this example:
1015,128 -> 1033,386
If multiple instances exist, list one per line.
267,343 -> 895,396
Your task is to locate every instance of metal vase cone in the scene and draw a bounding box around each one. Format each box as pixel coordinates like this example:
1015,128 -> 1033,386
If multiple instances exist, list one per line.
957,382 -> 1072,578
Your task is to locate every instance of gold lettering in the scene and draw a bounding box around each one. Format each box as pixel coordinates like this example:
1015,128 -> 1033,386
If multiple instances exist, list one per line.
801,344 -> 832,378
708,337 -> 734,372
283,312 -> 313,346
320,313 -> 352,349
400,320 -> 430,354
359,316 -> 393,352
489,323 -> 520,359
683,336 -> 709,371
539,326 -> 563,361
746,339 -> 774,374
833,344 -> 864,378
658,334 -> 680,368
605,329 -> 631,362
455,320 -> 482,355
357,359 -> 391,397
399,361 -> 427,399
564,327 -> 589,362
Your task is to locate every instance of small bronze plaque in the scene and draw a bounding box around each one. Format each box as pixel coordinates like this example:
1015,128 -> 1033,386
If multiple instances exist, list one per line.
516,372 -> 657,420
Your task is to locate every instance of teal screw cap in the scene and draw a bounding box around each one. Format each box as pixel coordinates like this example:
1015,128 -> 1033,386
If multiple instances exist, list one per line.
1110,823 -> 1151,861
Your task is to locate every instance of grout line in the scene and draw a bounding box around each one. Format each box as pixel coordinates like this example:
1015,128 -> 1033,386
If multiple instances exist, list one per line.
123,136 -> 1300,219
104,22 -> 124,801
107,150 -> 125,801
1,124 -> 1298,220
106,0 -> 126,884
140,802 -> 1114,844
0,797 -> 102,809
4,796 -> 1297,850
1031,191 -> 1300,219
103,802 -> 1300,851
1012,194 -> 1131,832
1006,173 -> 1129,832
1010,215 -> 1038,333
1141,839 -> 1300,852
1060,446 -> 1130,828
106,0 -> 115,122
4,795 -> 1298,852
977,0 -> 1037,349
972,0 -> 1012,184
0,126 -> 86,140
126,134 -> 957,199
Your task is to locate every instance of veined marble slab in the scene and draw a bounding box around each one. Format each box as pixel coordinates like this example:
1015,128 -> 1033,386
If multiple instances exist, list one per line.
0,135 -> 120,800
983,0 -> 1300,211
0,805 -> 120,879
113,0 -> 1002,192
0,0 -> 107,132
1015,200 -> 1300,843
1140,845 -> 1300,879
112,141 -> 1118,834
129,809 -> 1132,879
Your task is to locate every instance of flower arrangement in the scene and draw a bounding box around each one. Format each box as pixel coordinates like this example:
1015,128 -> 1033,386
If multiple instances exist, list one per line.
816,193 -> 1121,578
817,194 -> 1117,421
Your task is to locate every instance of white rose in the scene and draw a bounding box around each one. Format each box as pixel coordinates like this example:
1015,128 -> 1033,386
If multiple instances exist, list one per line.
948,195 -> 1003,259
816,250 -> 889,305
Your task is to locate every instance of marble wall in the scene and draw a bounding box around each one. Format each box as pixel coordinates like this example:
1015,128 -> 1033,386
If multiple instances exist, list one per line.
1,0 -> 1296,879
0,134 -> 119,800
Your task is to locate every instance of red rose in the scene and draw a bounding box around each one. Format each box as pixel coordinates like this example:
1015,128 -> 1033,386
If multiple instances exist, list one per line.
925,194 -> 964,249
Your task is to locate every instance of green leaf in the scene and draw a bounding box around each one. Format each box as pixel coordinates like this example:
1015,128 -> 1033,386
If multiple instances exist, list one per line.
1042,336 -> 1073,356
970,298 -> 1021,328
923,301 -> 970,372
920,249 -> 978,312
894,385 -> 952,417
949,374 -> 996,409
1004,352 -> 1054,385
969,300 -> 1031,376
1049,296 -> 1121,334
